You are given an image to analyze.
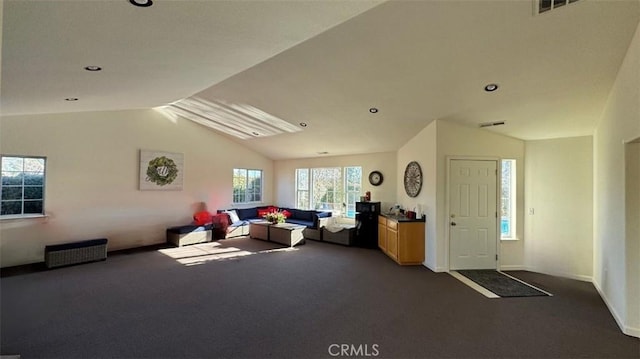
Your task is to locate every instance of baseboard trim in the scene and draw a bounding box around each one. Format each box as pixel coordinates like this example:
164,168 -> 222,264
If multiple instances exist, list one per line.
524,266 -> 592,282
593,280 -> 627,335
624,326 -> 640,338
499,265 -> 526,271
593,279 -> 640,338
423,262 -> 448,272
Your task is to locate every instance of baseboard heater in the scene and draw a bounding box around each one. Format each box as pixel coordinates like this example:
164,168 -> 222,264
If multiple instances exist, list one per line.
45,238 -> 108,268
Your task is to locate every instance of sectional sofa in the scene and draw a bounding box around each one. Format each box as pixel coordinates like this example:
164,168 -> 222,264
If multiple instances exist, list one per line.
216,206 -> 332,240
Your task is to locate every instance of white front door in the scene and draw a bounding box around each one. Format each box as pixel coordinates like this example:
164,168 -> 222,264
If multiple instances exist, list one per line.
449,159 -> 498,270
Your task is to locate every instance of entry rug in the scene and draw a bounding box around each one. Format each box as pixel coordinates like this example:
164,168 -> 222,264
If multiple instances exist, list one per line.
451,270 -> 552,298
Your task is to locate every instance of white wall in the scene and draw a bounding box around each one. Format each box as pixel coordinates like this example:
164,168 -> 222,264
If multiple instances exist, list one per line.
594,22 -> 640,337
397,120 -> 437,268
625,141 -> 640,336
524,136 -> 593,281
274,152 -> 397,212
398,120 -> 525,272
0,109 -> 274,267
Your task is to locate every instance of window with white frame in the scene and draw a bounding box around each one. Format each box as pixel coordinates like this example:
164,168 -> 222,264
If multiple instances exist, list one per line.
233,168 -> 262,204
295,166 -> 362,218
1,155 -> 46,217
344,167 -> 362,218
295,168 -> 310,209
501,159 -> 516,239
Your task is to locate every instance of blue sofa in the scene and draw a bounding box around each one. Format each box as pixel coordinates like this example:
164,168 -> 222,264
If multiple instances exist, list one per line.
217,206 -> 332,239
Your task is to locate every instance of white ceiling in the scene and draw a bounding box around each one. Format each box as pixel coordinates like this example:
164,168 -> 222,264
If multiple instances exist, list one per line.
2,0 -> 639,160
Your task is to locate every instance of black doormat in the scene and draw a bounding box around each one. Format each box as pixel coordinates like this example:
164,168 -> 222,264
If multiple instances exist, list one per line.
457,270 -> 551,297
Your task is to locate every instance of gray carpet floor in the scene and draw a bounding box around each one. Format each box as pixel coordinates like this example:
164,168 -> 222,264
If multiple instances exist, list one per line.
1,237 -> 638,359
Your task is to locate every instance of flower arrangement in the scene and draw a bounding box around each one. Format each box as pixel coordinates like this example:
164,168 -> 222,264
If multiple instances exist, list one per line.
264,211 -> 287,224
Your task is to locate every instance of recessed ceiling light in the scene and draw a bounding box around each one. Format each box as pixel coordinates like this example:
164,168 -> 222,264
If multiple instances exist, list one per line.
65,98 -> 78,101
84,66 -> 102,72
129,0 -> 153,7
369,108 -> 379,113
299,122 -> 307,127
484,83 -> 499,92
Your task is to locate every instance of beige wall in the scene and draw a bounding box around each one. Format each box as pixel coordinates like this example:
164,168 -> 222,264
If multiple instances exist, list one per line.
274,152 -> 397,211
594,22 -> 640,337
524,136 -> 593,281
398,120 -> 525,272
0,0 -> 3,96
0,109 -> 274,267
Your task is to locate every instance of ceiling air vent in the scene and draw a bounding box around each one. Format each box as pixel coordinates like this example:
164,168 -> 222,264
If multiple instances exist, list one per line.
479,121 -> 505,128
536,0 -> 580,15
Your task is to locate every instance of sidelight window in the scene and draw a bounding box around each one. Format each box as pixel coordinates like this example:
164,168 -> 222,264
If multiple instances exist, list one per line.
501,159 -> 516,239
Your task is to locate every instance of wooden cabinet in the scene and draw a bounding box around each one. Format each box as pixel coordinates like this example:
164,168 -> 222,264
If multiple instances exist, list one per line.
378,215 -> 425,265
386,225 -> 398,260
378,216 -> 387,251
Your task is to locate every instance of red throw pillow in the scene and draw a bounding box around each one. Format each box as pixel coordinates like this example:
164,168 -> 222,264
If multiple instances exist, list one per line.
193,211 -> 212,225
281,210 -> 291,218
257,208 -> 270,217
268,206 -> 278,213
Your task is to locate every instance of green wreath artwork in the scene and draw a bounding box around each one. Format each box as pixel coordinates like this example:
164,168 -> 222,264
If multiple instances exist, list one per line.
146,156 -> 179,186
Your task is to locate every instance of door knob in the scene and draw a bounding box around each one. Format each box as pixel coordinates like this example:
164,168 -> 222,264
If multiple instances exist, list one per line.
450,222 -> 457,226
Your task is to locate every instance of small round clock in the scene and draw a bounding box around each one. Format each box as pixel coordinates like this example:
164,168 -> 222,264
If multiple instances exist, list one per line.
368,171 -> 384,186
404,161 -> 422,197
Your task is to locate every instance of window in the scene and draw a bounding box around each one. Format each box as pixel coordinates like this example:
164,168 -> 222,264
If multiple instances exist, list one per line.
233,168 -> 262,204
295,168 -> 310,209
501,159 -> 516,239
1,155 -> 46,217
295,166 -> 362,218
345,167 -> 362,218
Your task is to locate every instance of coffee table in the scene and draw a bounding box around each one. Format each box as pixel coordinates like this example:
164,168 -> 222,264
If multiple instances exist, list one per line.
269,223 -> 306,247
249,221 -> 271,241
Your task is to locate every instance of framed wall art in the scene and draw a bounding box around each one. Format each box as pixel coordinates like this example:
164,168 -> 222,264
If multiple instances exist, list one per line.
139,150 -> 184,191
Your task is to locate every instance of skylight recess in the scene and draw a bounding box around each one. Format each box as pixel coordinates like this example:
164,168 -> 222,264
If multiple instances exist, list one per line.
163,97 -> 302,139
535,0 -> 580,15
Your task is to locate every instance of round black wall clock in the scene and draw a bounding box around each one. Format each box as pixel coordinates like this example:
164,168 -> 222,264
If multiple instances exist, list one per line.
404,161 -> 422,197
368,171 -> 384,186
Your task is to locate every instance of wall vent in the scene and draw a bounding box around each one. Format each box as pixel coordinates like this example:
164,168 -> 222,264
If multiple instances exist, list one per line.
535,0 -> 580,15
479,121 -> 506,128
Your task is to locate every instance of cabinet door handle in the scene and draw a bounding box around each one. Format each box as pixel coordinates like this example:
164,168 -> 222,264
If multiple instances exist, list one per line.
450,222 -> 457,226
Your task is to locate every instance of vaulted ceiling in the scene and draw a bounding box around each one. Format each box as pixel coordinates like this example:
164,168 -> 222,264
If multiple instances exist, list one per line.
2,0 -> 639,159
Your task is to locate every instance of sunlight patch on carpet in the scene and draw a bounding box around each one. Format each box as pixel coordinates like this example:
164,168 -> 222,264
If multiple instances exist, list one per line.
158,242 -> 298,266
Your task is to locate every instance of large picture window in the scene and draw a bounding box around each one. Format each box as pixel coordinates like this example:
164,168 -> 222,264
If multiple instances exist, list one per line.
233,168 -> 262,204
501,159 -> 516,239
295,166 -> 362,218
1,155 -> 46,217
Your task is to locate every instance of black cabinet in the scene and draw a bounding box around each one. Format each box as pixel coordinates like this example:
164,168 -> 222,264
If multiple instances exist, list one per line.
355,201 -> 380,248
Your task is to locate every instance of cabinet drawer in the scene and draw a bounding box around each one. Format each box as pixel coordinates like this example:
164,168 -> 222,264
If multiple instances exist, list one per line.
378,216 -> 386,225
387,219 -> 398,231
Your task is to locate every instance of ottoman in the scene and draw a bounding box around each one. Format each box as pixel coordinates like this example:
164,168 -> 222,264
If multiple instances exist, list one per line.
322,225 -> 356,246
167,224 -> 212,247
